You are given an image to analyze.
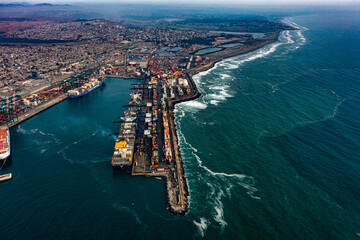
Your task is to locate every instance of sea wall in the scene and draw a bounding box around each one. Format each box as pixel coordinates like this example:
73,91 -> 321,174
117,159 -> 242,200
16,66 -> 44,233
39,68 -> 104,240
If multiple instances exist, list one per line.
165,73 -> 201,214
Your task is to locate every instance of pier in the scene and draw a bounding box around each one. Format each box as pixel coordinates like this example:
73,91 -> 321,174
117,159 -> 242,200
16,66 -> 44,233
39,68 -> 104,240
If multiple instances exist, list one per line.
1,38 -> 274,215
112,56 -> 200,214
0,65 -> 108,129
5,95 -> 68,128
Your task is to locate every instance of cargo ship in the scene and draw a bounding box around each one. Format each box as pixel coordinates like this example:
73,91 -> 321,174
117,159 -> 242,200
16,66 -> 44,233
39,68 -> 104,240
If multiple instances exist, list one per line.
0,128 -> 10,161
67,77 -> 104,99
111,135 -> 135,170
111,110 -> 137,170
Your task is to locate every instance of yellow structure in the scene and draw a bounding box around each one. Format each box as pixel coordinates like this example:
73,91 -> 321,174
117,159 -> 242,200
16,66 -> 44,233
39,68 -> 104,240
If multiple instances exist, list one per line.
115,141 -> 126,148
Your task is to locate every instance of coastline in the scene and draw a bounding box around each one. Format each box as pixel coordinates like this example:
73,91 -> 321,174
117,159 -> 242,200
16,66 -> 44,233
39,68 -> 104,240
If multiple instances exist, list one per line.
3,31 -> 280,131
3,95 -> 68,129
164,31 -> 282,215
189,31 -> 280,76
2,77 -> 136,130
3,30 -> 283,215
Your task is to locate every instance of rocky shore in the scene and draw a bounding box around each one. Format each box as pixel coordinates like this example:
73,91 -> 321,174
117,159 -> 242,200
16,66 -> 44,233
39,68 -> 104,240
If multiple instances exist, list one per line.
163,31 -> 281,215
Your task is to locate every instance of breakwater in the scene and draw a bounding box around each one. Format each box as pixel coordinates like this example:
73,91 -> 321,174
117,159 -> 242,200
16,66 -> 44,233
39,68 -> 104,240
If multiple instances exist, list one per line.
165,73 -> 201,214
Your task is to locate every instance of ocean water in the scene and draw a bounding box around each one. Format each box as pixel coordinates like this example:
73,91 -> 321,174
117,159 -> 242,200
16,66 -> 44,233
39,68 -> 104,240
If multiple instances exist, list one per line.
175,12 -> 360,239
1,11 -> 360,240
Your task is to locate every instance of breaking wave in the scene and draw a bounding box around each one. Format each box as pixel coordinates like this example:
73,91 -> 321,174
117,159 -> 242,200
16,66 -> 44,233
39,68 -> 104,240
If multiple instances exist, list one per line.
175,105 -> 260,236
283,30 -> 295,44
180,100 -> 207,110
174,18 -> 311,237
296,30 -> 306,44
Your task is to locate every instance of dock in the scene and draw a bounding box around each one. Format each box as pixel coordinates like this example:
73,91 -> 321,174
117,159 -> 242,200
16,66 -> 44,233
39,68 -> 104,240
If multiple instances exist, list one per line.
112,58 -> 200,214
1,65 -> 110,129
5,95 -> 68,129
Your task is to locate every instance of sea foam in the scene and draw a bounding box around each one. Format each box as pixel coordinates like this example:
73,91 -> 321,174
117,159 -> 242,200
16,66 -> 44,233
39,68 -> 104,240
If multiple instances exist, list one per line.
210,100 -> 220,105
283,30 -> 295,44
193,218 -> 209,237
180,100 -> 207,110
176,24 -> 295,235
296,30 -> 306,44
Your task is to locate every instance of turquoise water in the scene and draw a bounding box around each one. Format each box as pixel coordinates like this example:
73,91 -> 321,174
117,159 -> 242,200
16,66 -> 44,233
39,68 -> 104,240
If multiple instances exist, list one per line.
1,11 -> 360,240
0,79 -> 183,239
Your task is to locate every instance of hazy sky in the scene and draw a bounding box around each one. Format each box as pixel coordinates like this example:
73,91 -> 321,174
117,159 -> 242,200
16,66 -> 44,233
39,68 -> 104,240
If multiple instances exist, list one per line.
4,0 -> 359,5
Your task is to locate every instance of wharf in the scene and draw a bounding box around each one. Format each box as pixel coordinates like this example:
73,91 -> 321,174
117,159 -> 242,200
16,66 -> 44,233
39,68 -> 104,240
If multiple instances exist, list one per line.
3,94 -> 67,129
1,64 -> 109,129
105,75 -> 142,80
127,73 -> 200,215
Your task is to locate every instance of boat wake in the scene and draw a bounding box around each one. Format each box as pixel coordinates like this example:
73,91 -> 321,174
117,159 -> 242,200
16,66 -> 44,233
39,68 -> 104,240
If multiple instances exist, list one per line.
17,127 -> 62,152
112,203 -> 143,224
56,129 -> 111,164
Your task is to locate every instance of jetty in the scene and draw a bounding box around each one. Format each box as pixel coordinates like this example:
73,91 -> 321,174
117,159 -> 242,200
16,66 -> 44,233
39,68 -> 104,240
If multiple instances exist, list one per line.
0,29 -> 282,215
108,33 -> 284,214
112,57 -> 200,214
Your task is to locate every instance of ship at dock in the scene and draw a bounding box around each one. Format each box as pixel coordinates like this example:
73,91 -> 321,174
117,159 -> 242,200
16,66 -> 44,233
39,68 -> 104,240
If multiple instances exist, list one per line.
0,128 -> 10,161
111,88 -> 142,170
111,110 -> 137,170
67,77 -> 104,99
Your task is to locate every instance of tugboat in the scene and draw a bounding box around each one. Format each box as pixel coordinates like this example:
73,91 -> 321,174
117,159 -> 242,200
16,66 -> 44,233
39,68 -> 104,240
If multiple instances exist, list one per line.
0,173 -> 12,182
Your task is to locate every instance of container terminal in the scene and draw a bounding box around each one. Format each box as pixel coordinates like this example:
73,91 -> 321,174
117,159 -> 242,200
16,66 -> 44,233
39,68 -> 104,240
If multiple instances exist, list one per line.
0,41 -> 279,214
0,46 -> 199,213
0,34 -> 277,213
111,54 -> 200,214
0,63 -> 111,176
0,14 -> 290,214
0,64 -> 112,128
